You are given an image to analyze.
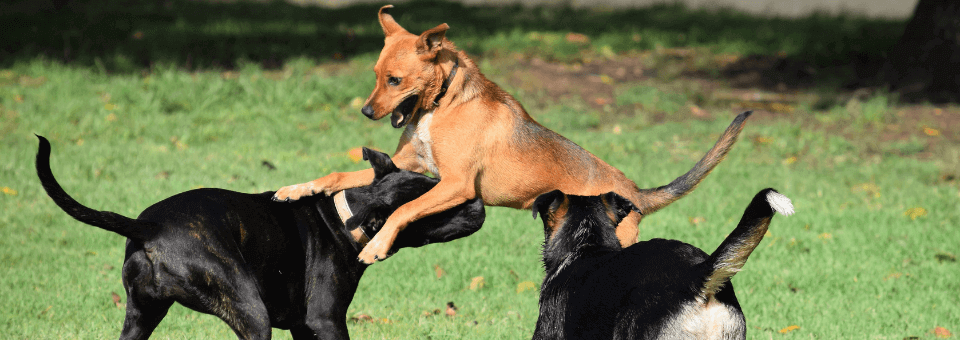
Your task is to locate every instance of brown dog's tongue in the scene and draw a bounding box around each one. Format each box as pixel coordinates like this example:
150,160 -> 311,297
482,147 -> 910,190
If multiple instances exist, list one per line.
391,110 -> 406,128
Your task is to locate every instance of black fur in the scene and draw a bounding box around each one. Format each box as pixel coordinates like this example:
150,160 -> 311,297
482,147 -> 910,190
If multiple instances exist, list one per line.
533,189 -> 787,340
35,136 -> 484,340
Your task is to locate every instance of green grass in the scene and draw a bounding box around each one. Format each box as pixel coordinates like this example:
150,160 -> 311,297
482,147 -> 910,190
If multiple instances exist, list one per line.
2,56 -> 958,339
1,2 -> 959,339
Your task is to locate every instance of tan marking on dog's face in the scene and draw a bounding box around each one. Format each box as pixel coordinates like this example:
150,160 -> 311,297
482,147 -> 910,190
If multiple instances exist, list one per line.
543,197 -> 570,242
350,228 -> 370,245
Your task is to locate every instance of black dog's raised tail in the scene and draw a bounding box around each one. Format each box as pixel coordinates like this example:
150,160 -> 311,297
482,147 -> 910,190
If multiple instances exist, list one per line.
699,188 -> 793,300
35,135 -> 158,241
633,111 -> 752,215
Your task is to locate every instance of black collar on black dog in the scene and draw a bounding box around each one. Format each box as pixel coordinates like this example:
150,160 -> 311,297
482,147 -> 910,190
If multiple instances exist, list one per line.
432,58 -> 459,106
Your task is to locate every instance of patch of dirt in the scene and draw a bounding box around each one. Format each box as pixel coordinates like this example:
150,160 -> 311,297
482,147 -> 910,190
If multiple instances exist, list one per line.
719,54 -> 818,92
507,56 -> 648,109
492,53 -> 959,168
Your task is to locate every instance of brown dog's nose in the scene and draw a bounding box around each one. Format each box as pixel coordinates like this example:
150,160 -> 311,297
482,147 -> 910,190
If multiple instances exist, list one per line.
361,105 -> 375,118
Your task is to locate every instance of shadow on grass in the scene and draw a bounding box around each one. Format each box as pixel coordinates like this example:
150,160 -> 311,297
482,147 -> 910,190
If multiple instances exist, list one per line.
2,0 -> 906,94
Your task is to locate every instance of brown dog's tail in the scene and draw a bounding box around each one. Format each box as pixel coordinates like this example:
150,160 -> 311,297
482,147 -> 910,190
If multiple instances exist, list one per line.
631,111 -> 751,215
698,188 -> 793,300
35,135 -> 158,241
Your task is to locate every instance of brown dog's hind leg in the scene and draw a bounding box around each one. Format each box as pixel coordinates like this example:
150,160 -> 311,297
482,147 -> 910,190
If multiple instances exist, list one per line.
614,211 -> 642,247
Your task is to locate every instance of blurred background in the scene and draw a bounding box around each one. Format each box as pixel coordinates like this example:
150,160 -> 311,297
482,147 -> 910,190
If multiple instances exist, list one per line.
1,0 -> 957,338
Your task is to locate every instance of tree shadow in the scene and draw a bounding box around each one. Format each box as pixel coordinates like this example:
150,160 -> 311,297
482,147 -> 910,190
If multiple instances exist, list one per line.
3,0 -> 921,99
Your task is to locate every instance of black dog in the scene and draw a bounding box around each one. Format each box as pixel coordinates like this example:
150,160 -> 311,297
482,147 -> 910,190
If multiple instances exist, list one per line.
35,135 -> 484,340
531,188 -> 793,340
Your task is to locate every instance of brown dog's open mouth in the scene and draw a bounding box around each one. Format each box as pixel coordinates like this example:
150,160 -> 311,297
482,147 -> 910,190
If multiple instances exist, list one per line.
391,95 -> 419,128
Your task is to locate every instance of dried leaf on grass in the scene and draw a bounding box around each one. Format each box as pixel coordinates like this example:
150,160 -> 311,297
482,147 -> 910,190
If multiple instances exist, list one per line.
446,302 -> 457,317
778,325 -> 800,333
350,314 -> 391,324
469,276 -> 485,290
517,281 -> 536,293
933,326 -> 952,338
904,207 -> 927,220
348,147 -> 364,163
111,292 -> 124,308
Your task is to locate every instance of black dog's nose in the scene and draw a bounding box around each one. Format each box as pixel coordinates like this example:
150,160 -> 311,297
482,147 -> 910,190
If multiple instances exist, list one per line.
361,105 -> 375,118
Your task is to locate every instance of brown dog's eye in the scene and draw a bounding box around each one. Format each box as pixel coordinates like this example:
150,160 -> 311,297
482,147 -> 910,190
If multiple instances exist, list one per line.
387,77 -> 401,86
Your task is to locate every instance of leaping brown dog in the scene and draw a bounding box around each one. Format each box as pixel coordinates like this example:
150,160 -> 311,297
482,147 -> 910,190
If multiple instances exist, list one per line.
274,5 -> 752,264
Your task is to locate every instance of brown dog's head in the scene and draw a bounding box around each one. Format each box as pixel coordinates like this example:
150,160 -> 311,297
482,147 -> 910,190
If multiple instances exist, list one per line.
361,5 -> 452,128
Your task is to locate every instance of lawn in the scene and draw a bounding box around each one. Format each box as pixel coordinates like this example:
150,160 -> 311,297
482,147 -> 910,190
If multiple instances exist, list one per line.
1,1 -> 958,339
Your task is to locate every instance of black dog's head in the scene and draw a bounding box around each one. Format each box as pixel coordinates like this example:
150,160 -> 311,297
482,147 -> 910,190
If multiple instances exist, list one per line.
532,190 -> 639,271
344,148 -> 484,253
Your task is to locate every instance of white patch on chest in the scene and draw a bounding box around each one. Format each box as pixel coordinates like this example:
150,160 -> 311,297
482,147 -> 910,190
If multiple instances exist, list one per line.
408,111 -> 440,177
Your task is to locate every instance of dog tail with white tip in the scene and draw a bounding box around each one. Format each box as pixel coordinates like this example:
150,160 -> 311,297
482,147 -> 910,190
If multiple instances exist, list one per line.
35,135 -> 159,241
698,188 -> 793,300
632,111 -> 751,215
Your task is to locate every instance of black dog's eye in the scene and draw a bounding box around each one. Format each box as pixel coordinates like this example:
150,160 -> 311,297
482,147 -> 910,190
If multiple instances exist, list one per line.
387,76 -> 401,86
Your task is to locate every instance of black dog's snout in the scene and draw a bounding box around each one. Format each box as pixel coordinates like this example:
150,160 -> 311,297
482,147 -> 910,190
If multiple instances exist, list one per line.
361,105 -> 375,118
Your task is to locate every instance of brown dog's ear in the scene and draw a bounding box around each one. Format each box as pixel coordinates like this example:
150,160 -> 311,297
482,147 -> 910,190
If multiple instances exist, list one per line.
378,5 -> 408,36
600,192 -> 641,225
532,190 -> 565,220
417,23 -> 449,60
362,147 -> 399,179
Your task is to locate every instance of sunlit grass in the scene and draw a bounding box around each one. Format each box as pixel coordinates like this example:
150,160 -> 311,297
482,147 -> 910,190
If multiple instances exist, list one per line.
2,54 -> 957,339
1,2 -> 957,338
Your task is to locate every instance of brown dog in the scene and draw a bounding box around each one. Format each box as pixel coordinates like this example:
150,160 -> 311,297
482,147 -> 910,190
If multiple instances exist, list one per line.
274,5 -> 751,264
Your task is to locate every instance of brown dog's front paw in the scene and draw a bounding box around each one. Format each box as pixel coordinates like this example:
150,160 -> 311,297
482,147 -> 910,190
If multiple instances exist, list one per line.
357,235 -> 393,264
273,183 -> 317,202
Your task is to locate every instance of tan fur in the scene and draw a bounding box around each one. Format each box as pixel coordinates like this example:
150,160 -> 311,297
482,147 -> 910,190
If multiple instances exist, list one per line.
274,5 -> 747,263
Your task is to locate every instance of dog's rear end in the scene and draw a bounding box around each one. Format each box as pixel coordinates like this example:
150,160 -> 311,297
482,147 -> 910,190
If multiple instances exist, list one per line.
653,188 -> 794,340
533,189 -> 793,340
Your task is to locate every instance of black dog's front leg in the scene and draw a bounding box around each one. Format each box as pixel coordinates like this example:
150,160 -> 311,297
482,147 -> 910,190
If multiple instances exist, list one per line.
290,315 -> 349,340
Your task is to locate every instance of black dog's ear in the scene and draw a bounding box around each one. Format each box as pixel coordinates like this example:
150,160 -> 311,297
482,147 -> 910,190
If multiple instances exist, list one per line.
532,190 -> 565,220
600,192 -> 641,225
363,147 -> 399,179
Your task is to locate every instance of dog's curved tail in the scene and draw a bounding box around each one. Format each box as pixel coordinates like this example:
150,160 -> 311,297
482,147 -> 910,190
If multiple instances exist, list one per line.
698,188 -> 793,300
631,111 -> 751,215
35,135 -> 158,241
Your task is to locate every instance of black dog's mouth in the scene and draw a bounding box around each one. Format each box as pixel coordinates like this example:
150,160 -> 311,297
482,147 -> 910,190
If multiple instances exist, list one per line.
391,95 -> 419,128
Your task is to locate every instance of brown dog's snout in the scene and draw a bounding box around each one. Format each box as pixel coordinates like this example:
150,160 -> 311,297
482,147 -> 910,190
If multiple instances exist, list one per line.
361,105 -> 375,119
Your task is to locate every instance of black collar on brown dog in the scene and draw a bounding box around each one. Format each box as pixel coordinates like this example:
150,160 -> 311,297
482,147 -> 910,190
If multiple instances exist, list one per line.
432,58 -> 459,106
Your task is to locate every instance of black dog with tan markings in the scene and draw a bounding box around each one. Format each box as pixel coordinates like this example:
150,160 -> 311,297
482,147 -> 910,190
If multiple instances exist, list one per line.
531,188 -> 793,340
35,135 -> 484,340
